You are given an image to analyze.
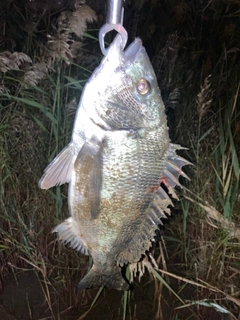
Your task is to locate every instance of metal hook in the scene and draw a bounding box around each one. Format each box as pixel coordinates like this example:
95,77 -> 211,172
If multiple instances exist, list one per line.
99,23 -> 128,56
99,0 -> 128,56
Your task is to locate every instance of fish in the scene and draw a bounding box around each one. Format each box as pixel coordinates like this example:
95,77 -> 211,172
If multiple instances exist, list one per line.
39,34 -> 190,291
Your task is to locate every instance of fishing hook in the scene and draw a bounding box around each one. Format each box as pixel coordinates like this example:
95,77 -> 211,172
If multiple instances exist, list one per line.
99,0 -> 128,56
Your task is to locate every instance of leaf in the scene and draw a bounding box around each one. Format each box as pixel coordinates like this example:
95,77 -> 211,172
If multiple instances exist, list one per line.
151,268 -> 185,304
9,96 -> 58,125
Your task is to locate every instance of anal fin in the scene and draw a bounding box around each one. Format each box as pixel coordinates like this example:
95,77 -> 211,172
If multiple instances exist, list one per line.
52,217 -> 89,255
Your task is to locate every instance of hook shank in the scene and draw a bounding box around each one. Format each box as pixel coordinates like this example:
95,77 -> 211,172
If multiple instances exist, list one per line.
106,0 -> 124,25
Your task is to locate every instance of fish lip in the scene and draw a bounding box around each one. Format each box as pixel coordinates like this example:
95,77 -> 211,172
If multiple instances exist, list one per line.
109,35 -> 142,61
124,38 -> 142,59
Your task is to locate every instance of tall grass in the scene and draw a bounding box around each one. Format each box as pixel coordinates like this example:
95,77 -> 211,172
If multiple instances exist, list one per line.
0,1 -> 99,319
153,0 -> 240,317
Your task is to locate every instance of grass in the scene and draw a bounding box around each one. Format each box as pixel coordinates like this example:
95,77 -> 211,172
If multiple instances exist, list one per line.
0,0 -> 240,319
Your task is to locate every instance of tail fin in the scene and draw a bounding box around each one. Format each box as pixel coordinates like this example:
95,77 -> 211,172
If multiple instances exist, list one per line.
78,265 -> 129,291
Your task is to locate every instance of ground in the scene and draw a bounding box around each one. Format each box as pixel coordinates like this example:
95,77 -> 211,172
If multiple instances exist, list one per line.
0,269 -> 228,320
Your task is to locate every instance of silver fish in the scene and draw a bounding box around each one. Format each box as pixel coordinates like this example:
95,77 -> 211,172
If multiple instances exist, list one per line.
39,35 -> 190,290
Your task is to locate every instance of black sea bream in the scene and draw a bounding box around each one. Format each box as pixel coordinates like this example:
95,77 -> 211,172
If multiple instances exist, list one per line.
39,34 -> 190,290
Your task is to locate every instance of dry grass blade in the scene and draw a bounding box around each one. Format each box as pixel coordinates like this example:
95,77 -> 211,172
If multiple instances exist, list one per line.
19,256 -> 55,319
183,192 -> 240,241
156,268 -> 218,292
175,300 -> 237,320
77,286 -> 104,320
156,268 -> 240,315
0,83 -> 8,94
197,278 -> 240,309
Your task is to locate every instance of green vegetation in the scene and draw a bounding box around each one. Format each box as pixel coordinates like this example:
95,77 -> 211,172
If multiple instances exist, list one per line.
0,0 -> 239,319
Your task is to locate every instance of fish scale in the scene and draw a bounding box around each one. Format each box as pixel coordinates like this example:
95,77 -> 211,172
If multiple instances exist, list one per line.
71,128 -> 169,268
39,34 -> 190,290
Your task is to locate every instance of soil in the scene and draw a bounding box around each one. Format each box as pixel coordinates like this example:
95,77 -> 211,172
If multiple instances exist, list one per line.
0,269 -> 229,320
0,270 -> 173,320
0,271 -> 47,320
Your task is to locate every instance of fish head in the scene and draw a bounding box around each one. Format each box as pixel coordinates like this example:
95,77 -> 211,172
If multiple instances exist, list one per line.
83,35 -> 167,132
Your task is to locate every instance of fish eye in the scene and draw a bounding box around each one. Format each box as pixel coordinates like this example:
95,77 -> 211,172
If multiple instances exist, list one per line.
137,78 -> 150,95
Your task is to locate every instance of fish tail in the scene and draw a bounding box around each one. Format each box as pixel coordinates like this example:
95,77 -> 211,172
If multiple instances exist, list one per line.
78,266 -> 129,291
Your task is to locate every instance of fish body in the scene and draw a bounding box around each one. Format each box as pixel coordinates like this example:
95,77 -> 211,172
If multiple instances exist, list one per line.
39,36 -> 150,190
39,35 -> 190,290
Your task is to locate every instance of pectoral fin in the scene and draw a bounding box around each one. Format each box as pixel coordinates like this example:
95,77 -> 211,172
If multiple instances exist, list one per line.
39,142 -> 75,189
73,140 -> 103,220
